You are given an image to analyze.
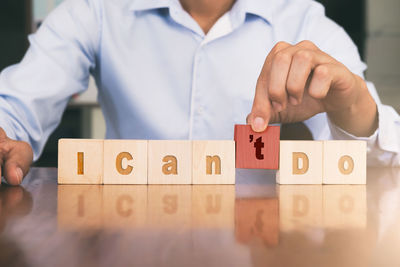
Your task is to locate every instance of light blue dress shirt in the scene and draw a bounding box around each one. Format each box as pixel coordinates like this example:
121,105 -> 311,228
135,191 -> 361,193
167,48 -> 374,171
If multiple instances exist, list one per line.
0,0 -> 399,165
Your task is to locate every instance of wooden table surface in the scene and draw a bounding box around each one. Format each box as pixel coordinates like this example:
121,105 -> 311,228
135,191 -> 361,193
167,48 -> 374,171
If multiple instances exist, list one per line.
1,167 -> 400,267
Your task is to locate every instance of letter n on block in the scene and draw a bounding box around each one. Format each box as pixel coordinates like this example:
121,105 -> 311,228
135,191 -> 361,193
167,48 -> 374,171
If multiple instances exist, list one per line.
103,140 -> 148,184
234,125 -> 280,169
148,140 -> 192,184
323,141 -> 366,184
276,141 -> 323,184
192,141 -> 235,184
58,139 -> 104,184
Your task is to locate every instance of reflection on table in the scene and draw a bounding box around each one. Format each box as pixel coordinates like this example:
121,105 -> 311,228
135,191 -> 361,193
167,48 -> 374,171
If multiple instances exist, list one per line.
1,168 -> 400,267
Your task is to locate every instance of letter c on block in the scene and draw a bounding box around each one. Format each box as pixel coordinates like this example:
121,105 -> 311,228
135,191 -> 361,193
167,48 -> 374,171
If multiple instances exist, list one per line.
292,152 -> 309,175
116,152 -> 133,175
338,155 -> 354,175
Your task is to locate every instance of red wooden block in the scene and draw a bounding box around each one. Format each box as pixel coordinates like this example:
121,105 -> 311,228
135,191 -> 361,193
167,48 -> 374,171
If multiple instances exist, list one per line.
234,125 -> 280,169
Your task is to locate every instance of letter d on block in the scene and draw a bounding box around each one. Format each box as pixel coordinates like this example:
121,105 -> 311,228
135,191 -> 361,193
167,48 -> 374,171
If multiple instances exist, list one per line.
277,141 -> 323,184
292,152 -> 309,175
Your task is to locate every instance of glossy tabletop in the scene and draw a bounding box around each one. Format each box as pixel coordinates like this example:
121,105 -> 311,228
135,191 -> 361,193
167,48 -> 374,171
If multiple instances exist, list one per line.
1,167 -> 400,267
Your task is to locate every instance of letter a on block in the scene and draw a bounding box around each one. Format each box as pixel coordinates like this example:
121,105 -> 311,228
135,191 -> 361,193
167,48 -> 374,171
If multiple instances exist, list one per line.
234,125 -> 280,169
192,141 -> 235,184
276,141 -> 323,184
162,156 -> 178,175
323,141 -> 366,184
103,140 -> 148,184
58,139 -> 104,184
148,140 -> 192,184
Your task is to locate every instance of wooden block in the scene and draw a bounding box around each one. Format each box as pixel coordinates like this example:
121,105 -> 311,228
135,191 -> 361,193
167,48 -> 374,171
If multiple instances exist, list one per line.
192,185 -> 235,228
103,140 -> 148,184
102,185 -> 147,228
58,139 -> 104,184
323,185 -> 366,229
57,185 -> 103,229
234,125 -> 280,169
192,140 -> 235,184
148,140 -> 192,184
276,141 -> 323,184
323,141 -> 366,184
278,185 -> 323,231
235,198 -> 279,246
147,185 -> 192,228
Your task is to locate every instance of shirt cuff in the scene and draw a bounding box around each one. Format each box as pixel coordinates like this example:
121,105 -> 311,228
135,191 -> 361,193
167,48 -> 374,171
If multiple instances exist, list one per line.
327,104 -> 400,154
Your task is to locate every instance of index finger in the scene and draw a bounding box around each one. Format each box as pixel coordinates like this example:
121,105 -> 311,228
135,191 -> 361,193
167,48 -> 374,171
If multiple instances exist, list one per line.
247,42 -> 291,132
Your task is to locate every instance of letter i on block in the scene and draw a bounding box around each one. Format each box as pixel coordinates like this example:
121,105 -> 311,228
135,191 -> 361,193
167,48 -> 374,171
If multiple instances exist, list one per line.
323,141 -> 366,184
103,140 -> 148,184
234,125 -> 280,169
58,139 -> 104,184
276,141 -> 323,184
148,140 -> 192,184
192,141 -> 235,184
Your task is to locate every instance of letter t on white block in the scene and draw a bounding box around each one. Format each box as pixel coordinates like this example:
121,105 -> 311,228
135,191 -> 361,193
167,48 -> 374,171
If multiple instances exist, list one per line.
276,141 -> 323,184
323,141 -> 366,184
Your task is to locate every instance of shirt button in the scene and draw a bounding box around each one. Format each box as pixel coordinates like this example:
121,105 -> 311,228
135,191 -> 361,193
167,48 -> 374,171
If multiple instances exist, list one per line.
197,107 -> 204,115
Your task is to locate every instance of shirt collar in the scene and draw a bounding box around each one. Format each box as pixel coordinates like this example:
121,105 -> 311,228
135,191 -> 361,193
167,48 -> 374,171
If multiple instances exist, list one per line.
243,0 -> 274,24
129,0 -> 174,11
129,0 -> 274,24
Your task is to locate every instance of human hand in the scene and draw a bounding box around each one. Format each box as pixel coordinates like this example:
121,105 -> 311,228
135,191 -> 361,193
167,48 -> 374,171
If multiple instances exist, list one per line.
0,128 -> 33,185
247,40 -> 378,137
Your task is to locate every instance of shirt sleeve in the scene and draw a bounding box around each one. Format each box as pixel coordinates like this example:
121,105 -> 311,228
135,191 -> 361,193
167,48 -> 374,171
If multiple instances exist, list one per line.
300,2 -> 400,167
328,96 -> 400,167
0,0 -> 101,160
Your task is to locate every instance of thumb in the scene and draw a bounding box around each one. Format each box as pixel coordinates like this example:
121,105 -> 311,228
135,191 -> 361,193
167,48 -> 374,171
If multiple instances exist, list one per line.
3,141 -> 33,186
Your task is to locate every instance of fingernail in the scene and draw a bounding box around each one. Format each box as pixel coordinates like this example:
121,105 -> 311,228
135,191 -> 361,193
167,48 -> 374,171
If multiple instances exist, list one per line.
272,101 -> 282,112
253,117 -> 266,132
16,168 -> 23,184
289,96 -> 298,105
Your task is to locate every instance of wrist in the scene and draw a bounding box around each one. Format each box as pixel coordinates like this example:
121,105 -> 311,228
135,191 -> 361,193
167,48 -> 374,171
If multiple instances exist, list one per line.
328,76 -> 378,137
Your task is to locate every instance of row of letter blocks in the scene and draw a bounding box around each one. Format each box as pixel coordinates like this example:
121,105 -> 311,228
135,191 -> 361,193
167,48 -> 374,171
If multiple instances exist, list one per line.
59,139 -> 236,184
58,125 -> 366,185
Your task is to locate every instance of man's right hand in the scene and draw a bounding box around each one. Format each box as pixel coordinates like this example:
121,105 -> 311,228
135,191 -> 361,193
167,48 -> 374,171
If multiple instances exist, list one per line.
0,128 -> 33,185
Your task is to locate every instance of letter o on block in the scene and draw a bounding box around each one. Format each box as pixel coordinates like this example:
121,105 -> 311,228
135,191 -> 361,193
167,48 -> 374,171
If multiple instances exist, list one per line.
338,155 -> 354,175
323,141 -> 366,184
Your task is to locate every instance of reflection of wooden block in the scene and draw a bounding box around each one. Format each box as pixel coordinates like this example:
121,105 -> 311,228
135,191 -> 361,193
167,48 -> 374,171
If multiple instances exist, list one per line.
192,185 -> 235,228
234,125 -> 280,169
148,141 -> 192,184
102,185 -> 147,228
57,185 -> 103,229
103,140 -> 148,184
192,141 -> 235,184
323,185 -> 366,229
147,185 -> 192,228
323,141 -> 366,184
279,185 -> 323,231
58,139 -> 104,184
235,198 -> 279,246
277,141 -> 323,184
